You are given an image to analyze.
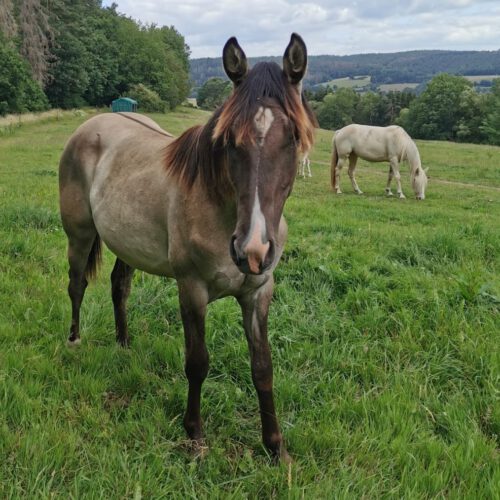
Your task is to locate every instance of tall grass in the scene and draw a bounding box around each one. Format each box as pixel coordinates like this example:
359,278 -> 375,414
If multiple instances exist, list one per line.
0,108 -> 498,497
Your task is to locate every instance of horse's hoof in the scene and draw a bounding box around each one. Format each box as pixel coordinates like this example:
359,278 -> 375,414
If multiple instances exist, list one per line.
356,190 -> 363,195
386,192 -> 393,196
270,445 -> 292,466
117,337 -> 130,348
280,448 -> 293,465
66,337 -> 81,348
399,194 -> 406,199
188,439 -> 209,460
335,190 -> 342,195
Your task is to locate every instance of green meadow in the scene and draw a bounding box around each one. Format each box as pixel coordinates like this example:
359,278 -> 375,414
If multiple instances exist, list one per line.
0,107 -> 499,498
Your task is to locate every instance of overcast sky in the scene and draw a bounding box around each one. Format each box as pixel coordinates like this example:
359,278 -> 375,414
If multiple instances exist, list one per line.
104,1 -> 500,58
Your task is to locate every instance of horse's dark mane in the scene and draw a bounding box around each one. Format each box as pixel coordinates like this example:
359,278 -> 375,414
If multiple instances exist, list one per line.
164,107 -> 233,202
165,62 -> 316,202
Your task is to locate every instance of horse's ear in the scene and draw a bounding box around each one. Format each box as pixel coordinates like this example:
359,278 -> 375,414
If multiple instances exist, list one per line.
223,37 -> 248,86
283,33 -> 307,87
424,167 -> 429,174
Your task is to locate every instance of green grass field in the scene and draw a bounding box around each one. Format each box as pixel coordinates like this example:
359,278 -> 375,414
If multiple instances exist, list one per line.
1,107 -> 499,498
318,76 -> 371,90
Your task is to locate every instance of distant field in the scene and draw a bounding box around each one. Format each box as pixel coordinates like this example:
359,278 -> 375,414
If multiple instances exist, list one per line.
378,83 -> 419,92
318,75 -> 371,89
314,74 -> 500,94
0,107 -> 498,497
464,74 -> 500,83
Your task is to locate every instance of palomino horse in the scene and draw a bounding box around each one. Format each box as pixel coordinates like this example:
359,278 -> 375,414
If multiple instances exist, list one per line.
59,34 -> 315,462
298,151 -> 312,178
331,124 -> 428,199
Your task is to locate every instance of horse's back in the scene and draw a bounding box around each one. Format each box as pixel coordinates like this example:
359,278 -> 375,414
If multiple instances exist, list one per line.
334,124 -> 407,161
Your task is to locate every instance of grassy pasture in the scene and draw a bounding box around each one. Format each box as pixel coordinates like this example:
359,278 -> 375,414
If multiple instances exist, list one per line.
0,107 -> 499,498
318,76 -> 371,90
378,83 -> 419,92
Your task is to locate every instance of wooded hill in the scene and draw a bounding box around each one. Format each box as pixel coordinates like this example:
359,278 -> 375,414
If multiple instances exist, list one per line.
190,49 -> 500,88
0,0 -> 191,115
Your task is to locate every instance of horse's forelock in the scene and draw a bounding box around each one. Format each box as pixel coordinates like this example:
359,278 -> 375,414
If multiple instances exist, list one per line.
213,62 -> 316,152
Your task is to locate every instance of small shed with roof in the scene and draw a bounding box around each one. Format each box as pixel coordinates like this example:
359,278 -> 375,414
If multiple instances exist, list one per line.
111,97 -> 138,112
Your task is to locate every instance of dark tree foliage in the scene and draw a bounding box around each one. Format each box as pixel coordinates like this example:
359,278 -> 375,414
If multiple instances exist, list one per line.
307,73 -> 495,145
197,78 -> 232,110
0,38 -> 49,115
401,74 -> 487,142
1,0 -> 190,112
190,50 -> 500,89
481,79 -> 500,145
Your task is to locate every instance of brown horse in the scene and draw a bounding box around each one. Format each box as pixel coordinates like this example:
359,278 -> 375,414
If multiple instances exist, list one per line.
59,34 -> 315,462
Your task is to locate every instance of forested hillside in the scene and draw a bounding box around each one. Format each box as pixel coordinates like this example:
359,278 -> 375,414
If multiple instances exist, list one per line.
0,0 -> 190,114
191,49 -> 500,88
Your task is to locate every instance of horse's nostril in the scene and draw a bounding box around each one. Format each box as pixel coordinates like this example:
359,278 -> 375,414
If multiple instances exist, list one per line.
262,239 -> 275,271
229,235 -> 240,265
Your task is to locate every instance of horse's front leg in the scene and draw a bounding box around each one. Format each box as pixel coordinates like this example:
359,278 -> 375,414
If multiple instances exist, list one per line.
390,158 -> 406,199
238,278 -> 291,464
348,154 -> 362,194
178,280 -> 209,450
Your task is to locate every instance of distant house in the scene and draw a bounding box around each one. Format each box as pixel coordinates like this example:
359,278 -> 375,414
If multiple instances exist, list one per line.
111,97 -> 138,112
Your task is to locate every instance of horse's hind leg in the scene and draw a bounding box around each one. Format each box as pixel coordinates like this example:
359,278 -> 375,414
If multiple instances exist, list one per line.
335,155 -> 348,194
111,258 -> 135,347
385,165 -> 394,196
66,232 -> 100,345
348,154 -> 362,194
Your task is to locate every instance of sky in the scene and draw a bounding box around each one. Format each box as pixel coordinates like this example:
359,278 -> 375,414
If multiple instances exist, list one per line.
103,0 -> 500,58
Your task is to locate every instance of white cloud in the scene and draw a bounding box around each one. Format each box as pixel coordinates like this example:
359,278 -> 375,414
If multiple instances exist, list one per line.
103,0 -> 500,57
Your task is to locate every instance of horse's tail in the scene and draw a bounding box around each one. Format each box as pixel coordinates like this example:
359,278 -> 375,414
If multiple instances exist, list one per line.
330,135 -> 338,190
85,234 -> 102,281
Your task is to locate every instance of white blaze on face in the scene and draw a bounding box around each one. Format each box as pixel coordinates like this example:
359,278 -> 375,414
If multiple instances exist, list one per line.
254,106 -> 274,145
240,106 -> 275,273
243,189 -> 270,274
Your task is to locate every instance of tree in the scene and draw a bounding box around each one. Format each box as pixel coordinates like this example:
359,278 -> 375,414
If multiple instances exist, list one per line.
355,92 -> 389,126
0,39 -> 49,114
481,79 -> 500,145
404,73 -> 475,140
18,0 -> 54,85
197,78 -> 232,110
0,0 -> 17,40
316,88 -> 358,130
127,83 -> 166,113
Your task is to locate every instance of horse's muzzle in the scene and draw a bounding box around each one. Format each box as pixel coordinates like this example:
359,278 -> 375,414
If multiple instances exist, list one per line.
230,235 -> 275,275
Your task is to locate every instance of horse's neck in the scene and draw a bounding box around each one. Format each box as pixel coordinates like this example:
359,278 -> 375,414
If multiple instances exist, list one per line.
403,139 -> 421,174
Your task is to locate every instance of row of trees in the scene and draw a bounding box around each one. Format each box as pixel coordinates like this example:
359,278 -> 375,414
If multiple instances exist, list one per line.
196,72 -> 500,145
308,74 -> 500,145
190,50 -> 500,88
0,0 -> 190,114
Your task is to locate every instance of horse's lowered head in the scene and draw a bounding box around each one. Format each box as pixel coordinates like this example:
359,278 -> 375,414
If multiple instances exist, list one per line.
216,34 -> 315,275
411,166 -> 429,200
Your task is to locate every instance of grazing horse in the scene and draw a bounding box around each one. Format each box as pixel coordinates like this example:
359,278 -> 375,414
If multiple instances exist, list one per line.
59,34 -> 315,462
331,124 -> 428,199
298,151 -> 312,178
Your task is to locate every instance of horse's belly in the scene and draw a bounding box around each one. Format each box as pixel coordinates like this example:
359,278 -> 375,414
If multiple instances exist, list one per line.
100,226 -> 173,276
90,187 -> 174,276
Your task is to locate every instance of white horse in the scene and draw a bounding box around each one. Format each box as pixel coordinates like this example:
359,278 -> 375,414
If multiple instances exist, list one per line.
331,124 -> 428,199
298,151 -> 312,178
